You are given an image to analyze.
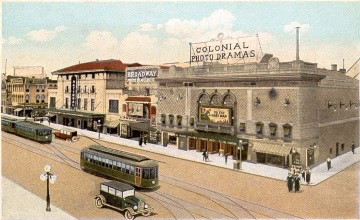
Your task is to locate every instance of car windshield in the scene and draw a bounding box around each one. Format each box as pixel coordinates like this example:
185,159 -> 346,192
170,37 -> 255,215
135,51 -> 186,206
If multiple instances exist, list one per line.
122,189 -> 135,198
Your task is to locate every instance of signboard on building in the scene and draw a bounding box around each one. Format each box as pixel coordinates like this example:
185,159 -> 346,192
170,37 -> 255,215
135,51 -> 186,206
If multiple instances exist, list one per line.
70,76 -> 77,109
11,78 -> 23,84
128,102 -> 144,117
199,106 -> 231,124
126,66 -> 158,83
190,34 -> 262,65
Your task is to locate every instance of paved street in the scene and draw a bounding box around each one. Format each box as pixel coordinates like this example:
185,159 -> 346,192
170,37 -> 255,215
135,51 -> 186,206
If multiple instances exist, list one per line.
2,122 -> 360,219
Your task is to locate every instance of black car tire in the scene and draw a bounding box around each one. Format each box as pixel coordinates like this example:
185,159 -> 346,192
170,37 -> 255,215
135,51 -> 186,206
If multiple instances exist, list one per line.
142,210 -> 151,216
95,197 -> 103,208
124,210 -> 134,220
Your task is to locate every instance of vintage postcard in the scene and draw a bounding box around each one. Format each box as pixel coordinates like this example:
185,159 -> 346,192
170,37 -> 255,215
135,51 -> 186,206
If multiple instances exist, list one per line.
1,1 -> 359,220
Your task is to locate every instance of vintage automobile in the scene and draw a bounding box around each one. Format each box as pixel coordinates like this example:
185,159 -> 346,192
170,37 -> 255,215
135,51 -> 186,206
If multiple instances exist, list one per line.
52,129 -> 79,142
94,181 -> 153,220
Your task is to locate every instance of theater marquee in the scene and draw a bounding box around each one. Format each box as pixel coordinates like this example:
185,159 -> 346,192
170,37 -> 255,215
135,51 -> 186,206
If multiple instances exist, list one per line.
199,106 -> 231,124
190,34 -> 261,64
126,66 -> 158,83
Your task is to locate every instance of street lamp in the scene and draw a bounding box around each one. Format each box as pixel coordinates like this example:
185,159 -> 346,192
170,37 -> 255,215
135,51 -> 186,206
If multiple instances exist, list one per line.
97,119 -> 101,139
40,165 -> 57,212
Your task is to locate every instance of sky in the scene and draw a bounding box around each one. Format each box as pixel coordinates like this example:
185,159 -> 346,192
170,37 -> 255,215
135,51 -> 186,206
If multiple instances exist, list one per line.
2,1 -> 360,78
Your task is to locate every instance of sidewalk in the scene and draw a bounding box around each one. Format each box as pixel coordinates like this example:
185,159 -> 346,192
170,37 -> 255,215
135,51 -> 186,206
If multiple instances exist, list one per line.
1,177 -> 77,220
50,122 -> 360,186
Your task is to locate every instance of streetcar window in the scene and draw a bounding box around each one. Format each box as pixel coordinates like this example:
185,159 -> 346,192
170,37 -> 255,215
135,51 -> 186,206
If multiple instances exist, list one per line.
117,162 -> 122,171
108,187 -> 116,195
130,166 -> 134,175
150,168 -> 155,179
102,158 -> 106,167
125,164 -> 130,174
142,169 -> 149,179
112,161 -> 116,169
100,185 -> 108,192
122,163 -> 126,172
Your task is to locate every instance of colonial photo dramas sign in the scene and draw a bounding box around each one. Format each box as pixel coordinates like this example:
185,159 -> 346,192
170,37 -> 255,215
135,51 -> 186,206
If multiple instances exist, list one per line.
190,34 -> 262,65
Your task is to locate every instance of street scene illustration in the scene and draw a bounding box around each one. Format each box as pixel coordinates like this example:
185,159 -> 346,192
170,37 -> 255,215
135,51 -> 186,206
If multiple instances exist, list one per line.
2,1 -> 360,220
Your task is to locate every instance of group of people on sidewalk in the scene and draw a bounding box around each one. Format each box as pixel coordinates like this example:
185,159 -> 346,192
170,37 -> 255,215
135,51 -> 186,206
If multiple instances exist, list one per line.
286,165 -> 311,192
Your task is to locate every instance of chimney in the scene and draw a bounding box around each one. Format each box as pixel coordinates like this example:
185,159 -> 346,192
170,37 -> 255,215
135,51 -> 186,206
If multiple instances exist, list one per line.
331,64 -> 337,71
296,27 -> 300,61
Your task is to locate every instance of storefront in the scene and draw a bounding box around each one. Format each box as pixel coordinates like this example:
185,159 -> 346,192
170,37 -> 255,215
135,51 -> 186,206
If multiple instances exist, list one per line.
177,131 -> 248,160
48,109 -> 104,131
251,142 -> 292,167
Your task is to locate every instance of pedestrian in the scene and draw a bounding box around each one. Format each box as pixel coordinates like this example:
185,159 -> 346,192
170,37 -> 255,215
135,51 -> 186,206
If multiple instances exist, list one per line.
286,173 -> 294,192
351,142 -> 355,154
202,150 -> 206,161
306,168 -> 311,185
144,136 -> 147,145
206,151 -> 209,161
294,174 -> 301,192
301,168 -> 306,182
139,136 -> 143,147
225,153 -> 228,165
327,156 -> 331,170
48,119 -> 50,125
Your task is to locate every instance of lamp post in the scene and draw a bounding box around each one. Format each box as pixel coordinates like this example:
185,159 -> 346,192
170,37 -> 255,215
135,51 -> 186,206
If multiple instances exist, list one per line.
238,140 -> 243,170
97,119 -> 101,139
40,165 -> 57,212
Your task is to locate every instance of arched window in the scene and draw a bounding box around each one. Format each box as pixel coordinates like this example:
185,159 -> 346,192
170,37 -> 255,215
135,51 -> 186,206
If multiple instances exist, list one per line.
210,94 -> 221,105
41,94 -> 45,103
198,94 -> 209,105
36,94 -> 40,103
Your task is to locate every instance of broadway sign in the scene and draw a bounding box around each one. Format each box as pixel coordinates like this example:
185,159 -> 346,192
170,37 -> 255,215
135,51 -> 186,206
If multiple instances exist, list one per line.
126,66 -> 158,83
190,34 -> 261,64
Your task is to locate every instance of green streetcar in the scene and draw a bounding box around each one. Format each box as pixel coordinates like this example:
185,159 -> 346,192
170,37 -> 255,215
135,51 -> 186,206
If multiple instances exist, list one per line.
1,118 -> 52,143
80,145 -> 159,189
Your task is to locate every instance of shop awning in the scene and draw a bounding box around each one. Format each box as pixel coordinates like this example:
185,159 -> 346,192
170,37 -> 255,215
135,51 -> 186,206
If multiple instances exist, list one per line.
14,108 -> 23,112
252,143 -> 292,156
103,120 -> 120,128
125,96 -> 151,103
130,122 -> 157,132
45,113 -> 56,118
176,130 -> 246,144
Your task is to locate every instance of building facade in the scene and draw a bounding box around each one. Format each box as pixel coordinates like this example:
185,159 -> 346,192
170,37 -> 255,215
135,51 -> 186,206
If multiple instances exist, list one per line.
4,75 -> 51,117
155,57 -> 359,168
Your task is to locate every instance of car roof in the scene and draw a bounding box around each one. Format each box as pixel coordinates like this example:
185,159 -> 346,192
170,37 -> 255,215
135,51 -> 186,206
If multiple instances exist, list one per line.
101,180 -> 135,191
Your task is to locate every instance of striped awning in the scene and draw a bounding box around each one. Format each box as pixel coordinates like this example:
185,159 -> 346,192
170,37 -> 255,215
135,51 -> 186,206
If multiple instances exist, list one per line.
45,113 -> 56,118
252,142 -> 292,156
14,108 -> 23,112
103,120 -> 119,128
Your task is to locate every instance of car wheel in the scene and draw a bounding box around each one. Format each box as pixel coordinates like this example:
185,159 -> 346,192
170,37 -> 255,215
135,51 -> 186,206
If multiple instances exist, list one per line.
124,210 -> 134,220
66,138 -> 71,142
142,210 -> 151,217
72,136 -> 78,141
95,197 -> 103,208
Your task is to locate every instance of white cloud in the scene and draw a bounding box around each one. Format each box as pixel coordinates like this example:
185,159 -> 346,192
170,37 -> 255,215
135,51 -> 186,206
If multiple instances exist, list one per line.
140,23 -> 154,32
26,25 -> 66,42
284,21 -> 311,33
85,31 -> 118,50
8,37 -> 24,45
156,24 -> 164,30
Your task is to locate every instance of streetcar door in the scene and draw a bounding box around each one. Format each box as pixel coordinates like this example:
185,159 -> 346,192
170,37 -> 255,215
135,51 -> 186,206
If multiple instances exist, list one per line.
135,167 -> 141,186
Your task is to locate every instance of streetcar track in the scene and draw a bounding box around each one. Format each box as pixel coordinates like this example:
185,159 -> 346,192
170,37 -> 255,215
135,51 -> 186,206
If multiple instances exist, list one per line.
160,174 -> 304,219
3,131 -> 304,219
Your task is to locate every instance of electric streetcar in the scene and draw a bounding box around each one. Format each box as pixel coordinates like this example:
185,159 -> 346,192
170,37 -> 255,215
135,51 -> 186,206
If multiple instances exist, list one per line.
80,145 -> 159,189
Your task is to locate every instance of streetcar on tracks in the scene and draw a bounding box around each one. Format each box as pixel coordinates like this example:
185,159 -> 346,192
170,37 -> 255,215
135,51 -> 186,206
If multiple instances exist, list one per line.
1,118 -> 52,143
80,145 -> 159,189
94,180 -> 153,220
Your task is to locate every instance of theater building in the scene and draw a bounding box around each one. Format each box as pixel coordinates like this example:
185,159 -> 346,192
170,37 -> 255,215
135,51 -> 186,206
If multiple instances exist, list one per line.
155,57 -> 359,168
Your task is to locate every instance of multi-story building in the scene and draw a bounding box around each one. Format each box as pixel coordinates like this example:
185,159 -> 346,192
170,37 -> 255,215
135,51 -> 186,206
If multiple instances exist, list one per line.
50,59 -> 142,132
155,56 -> 359,168
4,75 -> 50,117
